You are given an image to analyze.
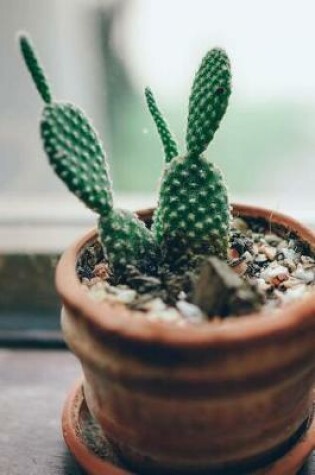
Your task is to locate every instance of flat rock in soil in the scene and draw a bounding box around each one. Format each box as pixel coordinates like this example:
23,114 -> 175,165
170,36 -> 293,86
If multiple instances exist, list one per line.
193,256 -> 262,318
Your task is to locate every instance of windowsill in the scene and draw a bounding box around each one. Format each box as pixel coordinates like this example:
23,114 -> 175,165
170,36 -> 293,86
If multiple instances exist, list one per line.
0,192 -> 314,253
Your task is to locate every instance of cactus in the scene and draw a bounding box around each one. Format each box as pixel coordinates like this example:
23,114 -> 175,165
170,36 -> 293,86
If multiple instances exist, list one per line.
146,48 -> 232,261
19,34 -> 158,274
20,33 -> 233,281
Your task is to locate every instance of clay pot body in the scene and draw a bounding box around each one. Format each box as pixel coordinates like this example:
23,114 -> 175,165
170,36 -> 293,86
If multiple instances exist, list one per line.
58,204 -> 315,474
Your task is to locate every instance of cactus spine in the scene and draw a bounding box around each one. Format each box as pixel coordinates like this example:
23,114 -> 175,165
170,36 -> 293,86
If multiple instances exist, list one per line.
20,34 -> 158,273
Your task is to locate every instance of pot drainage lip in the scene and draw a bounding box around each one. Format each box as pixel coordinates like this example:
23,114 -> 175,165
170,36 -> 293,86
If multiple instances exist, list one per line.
62,380 -> 315,475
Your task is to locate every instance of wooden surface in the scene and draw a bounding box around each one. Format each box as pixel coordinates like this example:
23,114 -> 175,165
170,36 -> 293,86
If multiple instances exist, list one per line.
0,348 -> 313,475
0,349 -> 83,475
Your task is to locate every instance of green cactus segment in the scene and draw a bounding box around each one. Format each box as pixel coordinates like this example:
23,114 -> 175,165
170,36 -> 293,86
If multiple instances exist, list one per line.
186,48 -> 231,156
19,33 -> 159,276
19,34 -> 52,104
99,209 -> 159,273
145,87 -> 178,163
153,154 -> 230,260
41,103 -> 113,215
41,102 -> 159,273
153,48 -> 232,262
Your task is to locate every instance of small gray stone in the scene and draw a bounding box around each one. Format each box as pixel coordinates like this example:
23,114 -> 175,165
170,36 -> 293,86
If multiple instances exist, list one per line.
193,257 -> 262,318
233,217 -> 248,231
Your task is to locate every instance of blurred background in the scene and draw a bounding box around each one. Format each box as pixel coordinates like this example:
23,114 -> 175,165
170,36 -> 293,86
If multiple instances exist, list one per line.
1,0 -> 315,250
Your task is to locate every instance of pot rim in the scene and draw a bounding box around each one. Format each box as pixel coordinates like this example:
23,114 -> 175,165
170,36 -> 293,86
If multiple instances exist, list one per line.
56,203 -> 315,349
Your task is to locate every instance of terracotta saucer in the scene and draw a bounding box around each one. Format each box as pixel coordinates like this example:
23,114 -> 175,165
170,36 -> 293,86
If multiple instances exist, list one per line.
62,380 -> 315,475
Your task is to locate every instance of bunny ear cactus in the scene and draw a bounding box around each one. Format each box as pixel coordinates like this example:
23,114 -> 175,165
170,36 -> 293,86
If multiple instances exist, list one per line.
146,48 -> 232,262
20,34 -> 232,284
19,34 -> 158,274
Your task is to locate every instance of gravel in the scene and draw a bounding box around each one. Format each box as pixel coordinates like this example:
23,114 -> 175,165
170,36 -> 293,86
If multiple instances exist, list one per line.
80,217 -> 315,325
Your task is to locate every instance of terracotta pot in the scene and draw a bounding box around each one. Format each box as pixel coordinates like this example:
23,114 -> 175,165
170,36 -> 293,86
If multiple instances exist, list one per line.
57,204 -> 315,474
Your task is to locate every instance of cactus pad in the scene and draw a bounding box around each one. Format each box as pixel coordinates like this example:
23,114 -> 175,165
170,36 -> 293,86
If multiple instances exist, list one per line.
153,154 -> 230,260
150,48 -> 232,261
20,35 -> 52,104
186,48 -> 231,156
145,87 -> 178,163
41,103 -> 113,216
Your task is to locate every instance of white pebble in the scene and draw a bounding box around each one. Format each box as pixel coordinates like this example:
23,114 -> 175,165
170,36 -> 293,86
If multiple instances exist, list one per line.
263,246 -> 277,261
260,264 -> 289,283
283,259 -> 296,272
243,251 -> 253,263
277,240 -> 288,250
154,309 -> 182,322
255,253 -> 268,263
281,277 -> 303,288
146,307 -> 182,324
265,233 -> 282,245
282,247 -> 298,261
292,265 -> 314,284
284,285 -> 308,302
115,289 -> 137,304
176,300 -> 204,321
142,298 -> 167,312
256,278 -> 271,291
